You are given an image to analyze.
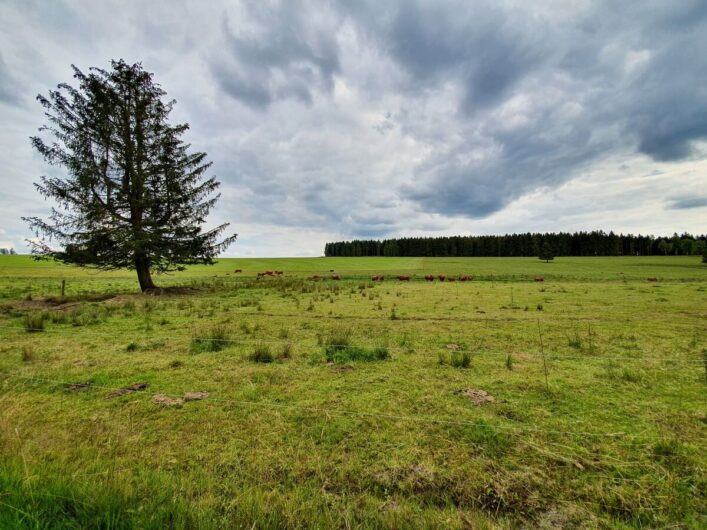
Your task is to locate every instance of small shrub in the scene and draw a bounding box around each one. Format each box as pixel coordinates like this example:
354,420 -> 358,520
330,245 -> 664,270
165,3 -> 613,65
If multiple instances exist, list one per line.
126,342 -> 139,352
536,304 -> 543,311
278,328 -> 290,339
168,360 -> 183,369
250,343 -> 274,363
191,326 -> 230,353
24,312 -> 47,332
390,308 -> 399,320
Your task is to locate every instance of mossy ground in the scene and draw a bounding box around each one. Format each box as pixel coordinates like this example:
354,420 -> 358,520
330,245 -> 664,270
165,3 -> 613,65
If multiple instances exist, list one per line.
0,255 -> 705,528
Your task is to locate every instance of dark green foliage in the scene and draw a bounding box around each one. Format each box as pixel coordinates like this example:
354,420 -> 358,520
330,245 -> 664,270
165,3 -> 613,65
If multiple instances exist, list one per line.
250,343 -> 274,363
324,231 -> 707,257
24,60 -> 236,291
538,241 -> 555,263
451,350 -> 471,368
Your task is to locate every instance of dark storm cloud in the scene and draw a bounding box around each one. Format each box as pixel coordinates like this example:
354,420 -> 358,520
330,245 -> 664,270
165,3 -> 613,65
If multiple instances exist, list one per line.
211,2 -> 340,109
385,1 -> 548,112
337,0 -> 707,218
667,197 -> 707,210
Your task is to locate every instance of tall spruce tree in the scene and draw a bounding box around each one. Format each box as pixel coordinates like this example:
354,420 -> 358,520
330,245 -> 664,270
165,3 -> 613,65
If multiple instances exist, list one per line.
24,60 -> 236,291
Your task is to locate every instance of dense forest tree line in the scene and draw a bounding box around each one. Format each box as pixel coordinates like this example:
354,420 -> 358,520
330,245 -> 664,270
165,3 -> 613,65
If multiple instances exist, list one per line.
324,231 -> 707,258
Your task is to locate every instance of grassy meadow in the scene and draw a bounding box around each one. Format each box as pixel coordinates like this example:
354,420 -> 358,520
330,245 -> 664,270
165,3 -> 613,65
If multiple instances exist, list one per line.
0,254 -> 705,528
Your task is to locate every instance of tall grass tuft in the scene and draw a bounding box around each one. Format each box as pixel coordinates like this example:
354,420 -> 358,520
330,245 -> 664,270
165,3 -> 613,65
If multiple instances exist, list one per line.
250,343 -> 274,363
24,312 -> 47,332
191,326 -> 231,353
21,347 -> 35,362
439,347 -> 472,368
323,330 -> 389,363
280,342 -> 293,359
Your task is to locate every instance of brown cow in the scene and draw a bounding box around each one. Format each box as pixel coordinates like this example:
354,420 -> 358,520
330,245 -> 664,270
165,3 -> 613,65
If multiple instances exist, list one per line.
372,275 -> 385,281
646,277 -> 658,282
256,272 -> 265,278
447,277 -> 456,282
234,269 -> 242,273
275,270 -> 283,275
331,274 -> 341,280
398,275 -> 411,281
438,275 -> 446,282
534,276 -> 544,282
459,275 -> 471,282
424,275 -> 434,282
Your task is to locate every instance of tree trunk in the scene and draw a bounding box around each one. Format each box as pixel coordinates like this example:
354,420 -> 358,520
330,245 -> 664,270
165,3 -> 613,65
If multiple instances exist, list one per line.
135,255 -> 156,292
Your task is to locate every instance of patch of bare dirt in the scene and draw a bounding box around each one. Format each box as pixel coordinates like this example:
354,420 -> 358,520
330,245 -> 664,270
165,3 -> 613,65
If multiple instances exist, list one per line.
64,382 -> 92,392
183,391 -> 209,401
106,382 -> 149,399
102,295 -> 138,305
460,388 -> 495,405
152,394 -> 184,407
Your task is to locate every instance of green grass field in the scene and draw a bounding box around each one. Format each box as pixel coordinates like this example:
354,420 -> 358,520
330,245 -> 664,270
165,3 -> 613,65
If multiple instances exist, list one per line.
0,255 -> 705,528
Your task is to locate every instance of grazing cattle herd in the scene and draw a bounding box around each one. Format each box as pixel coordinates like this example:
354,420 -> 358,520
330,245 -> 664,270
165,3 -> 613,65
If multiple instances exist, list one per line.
248,271 -> 488,282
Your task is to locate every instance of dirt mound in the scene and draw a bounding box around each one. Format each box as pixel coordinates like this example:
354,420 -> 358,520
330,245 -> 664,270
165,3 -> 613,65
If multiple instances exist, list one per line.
461,388 -> 495,405
152,394 -> 184,407
64,382 -> 92,392
184,391 -> 209,401
106,382 -> 149,399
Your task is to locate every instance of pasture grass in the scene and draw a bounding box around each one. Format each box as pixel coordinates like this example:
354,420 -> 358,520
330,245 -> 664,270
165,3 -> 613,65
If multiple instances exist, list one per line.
0,255 -> 705,528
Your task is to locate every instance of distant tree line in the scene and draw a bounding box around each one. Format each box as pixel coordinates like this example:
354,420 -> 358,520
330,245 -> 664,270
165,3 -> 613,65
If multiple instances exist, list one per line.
324,231 -> 707,258
0,248 -> 16,255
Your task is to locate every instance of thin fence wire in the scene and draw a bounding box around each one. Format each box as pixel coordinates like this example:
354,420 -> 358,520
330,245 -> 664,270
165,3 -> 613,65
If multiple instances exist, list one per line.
2,373 -> 705,450
1,325 -> 705,366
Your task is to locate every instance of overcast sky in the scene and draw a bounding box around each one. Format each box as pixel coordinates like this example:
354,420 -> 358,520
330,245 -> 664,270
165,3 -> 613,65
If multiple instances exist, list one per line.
1,0 -> 705,256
